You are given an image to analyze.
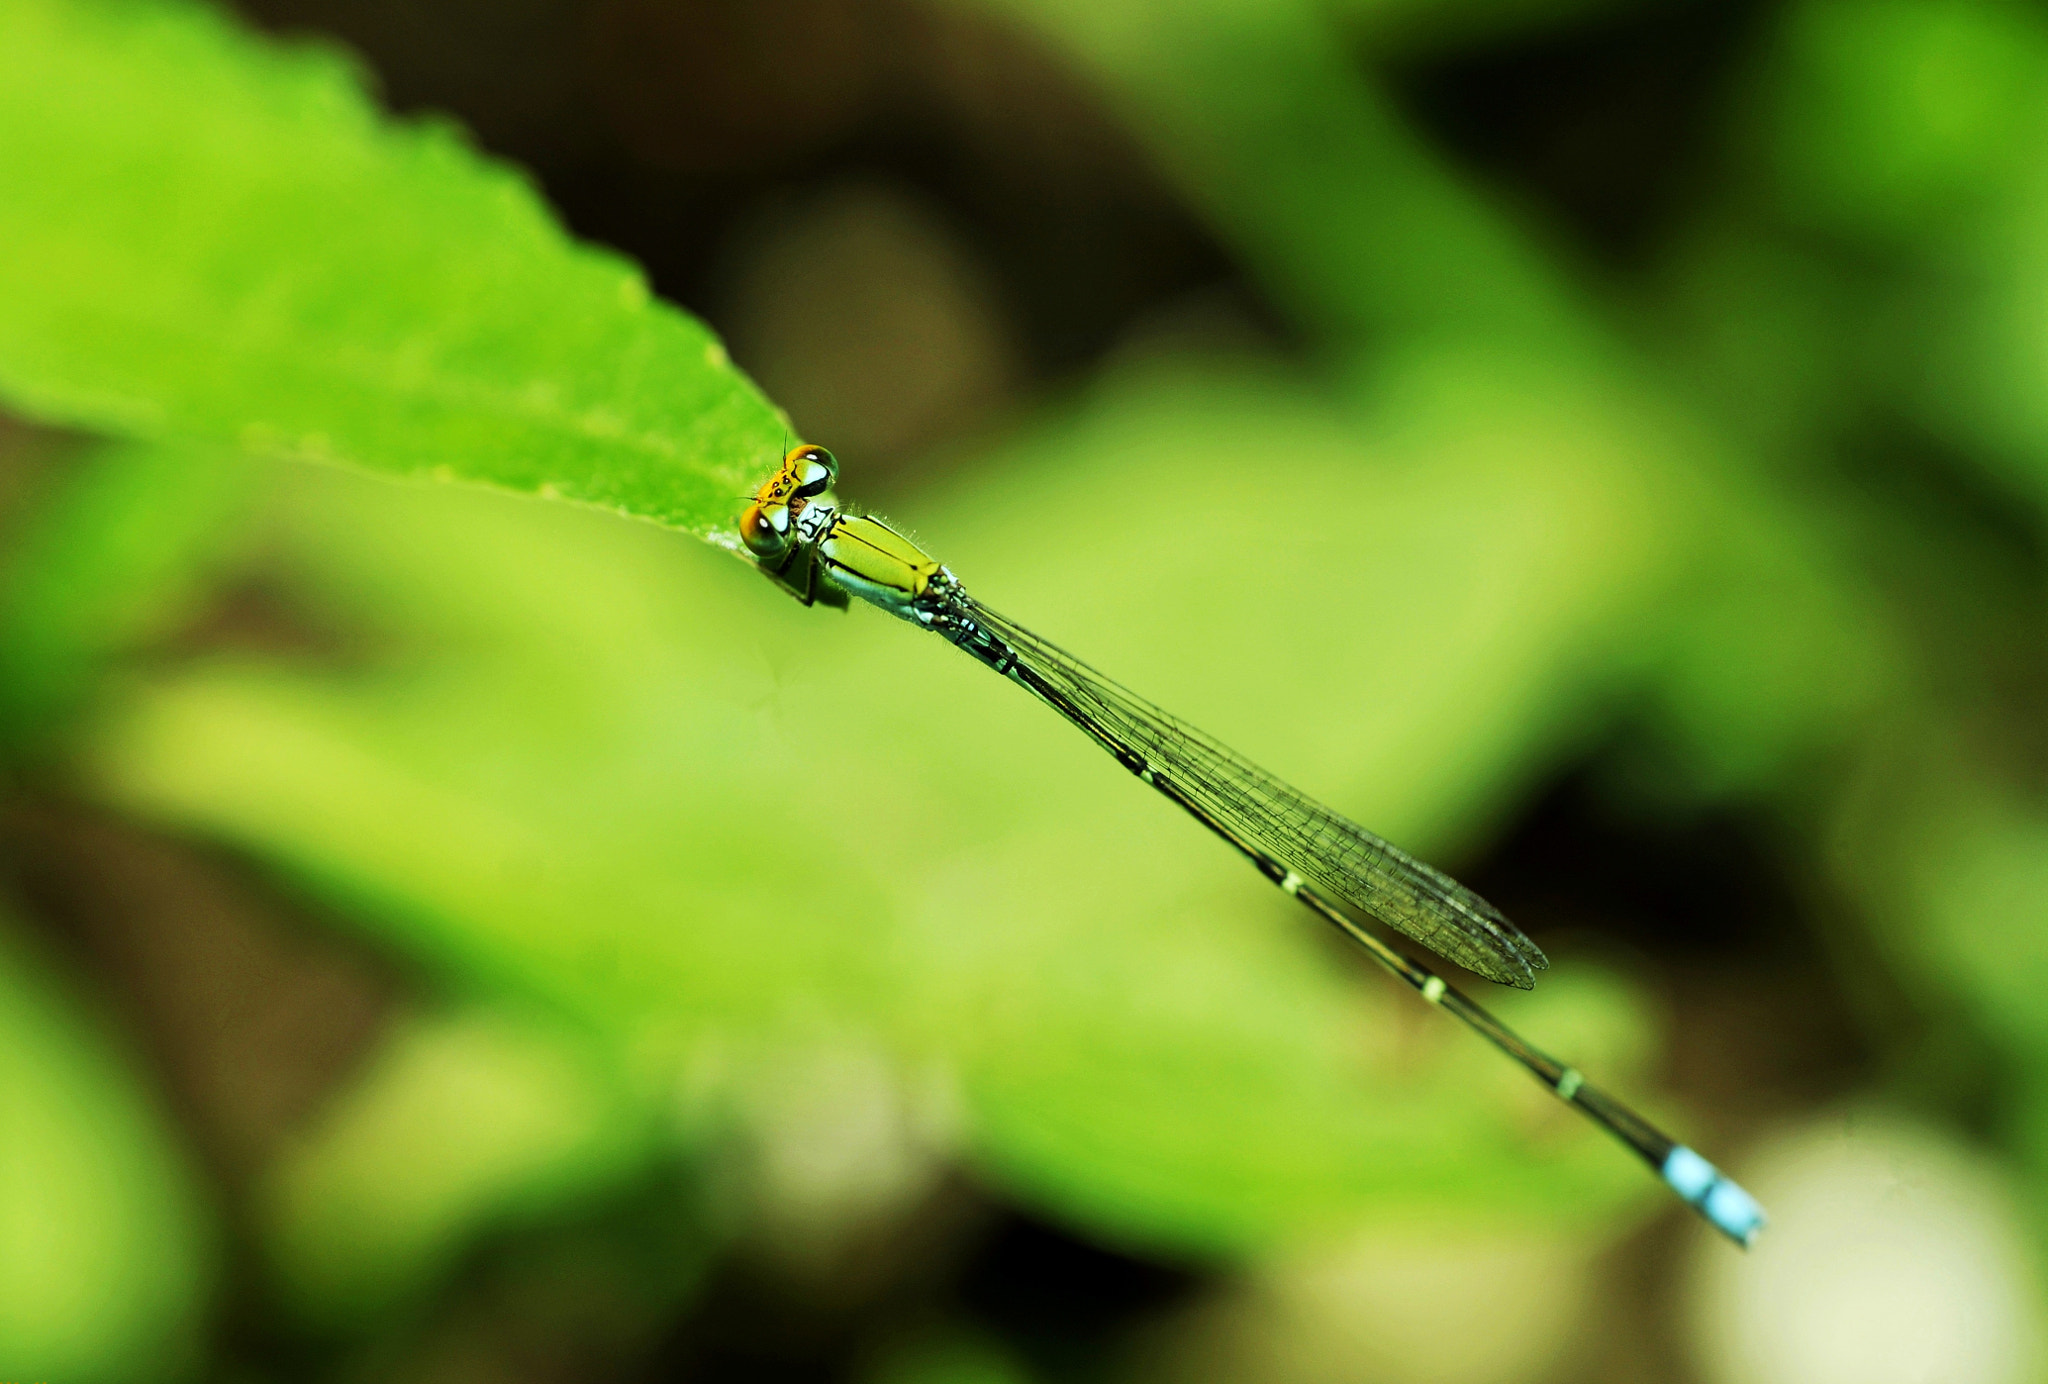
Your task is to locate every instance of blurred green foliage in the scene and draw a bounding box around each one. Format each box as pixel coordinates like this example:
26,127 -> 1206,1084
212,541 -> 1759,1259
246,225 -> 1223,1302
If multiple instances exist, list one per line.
0,918 -> 211,1382
0,0 -> 2042,1378
262,1006 -> 662,1329
90,373 -> 1657,1259
0,438 -> 253,751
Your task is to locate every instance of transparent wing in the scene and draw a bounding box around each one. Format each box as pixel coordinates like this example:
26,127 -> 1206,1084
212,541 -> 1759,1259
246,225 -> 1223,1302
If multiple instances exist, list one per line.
964,596 -> 1548,989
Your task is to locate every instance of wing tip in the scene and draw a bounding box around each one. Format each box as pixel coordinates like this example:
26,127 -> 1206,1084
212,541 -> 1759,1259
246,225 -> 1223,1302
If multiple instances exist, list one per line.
1493,927 -> 1547,988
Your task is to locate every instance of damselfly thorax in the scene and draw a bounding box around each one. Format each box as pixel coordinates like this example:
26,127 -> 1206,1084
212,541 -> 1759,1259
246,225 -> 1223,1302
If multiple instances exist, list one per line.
743,444 -> 943,616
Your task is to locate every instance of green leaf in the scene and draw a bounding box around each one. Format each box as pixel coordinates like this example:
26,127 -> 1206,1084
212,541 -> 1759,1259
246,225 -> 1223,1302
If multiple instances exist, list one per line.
0,917 -> 213,1382
0,0 -> 783,541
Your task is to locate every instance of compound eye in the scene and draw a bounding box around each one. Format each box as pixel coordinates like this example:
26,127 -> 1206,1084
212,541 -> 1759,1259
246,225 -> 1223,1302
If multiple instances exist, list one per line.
741,502 -> 792,559
792,446 -> 839,497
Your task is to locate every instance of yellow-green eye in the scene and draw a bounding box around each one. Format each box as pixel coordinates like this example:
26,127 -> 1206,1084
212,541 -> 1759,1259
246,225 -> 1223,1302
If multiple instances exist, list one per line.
789,445 -> 839,497
741,502 -> 791,559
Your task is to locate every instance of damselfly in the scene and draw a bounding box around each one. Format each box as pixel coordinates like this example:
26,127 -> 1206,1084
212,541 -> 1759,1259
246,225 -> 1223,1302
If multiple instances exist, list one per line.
741,443 -> 1765,1247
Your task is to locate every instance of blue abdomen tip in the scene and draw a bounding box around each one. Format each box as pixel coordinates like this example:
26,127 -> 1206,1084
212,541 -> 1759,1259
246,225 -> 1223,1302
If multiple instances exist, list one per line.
1662,1145 -> 1767,1247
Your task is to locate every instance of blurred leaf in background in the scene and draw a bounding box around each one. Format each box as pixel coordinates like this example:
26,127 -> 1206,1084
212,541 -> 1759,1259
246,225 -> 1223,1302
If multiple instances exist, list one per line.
0,918 -> 213,1382
89,360 -> 1664,1261
0,0 -> 2042,1379
0,438 -> 253,754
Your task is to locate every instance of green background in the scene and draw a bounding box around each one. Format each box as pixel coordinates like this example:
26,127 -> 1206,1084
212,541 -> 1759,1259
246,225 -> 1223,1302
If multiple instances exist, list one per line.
0,0 -> 2041,1380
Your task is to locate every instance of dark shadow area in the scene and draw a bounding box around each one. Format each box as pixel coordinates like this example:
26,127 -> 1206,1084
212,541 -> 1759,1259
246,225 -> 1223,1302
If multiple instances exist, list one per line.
1389,0 -> 1774,267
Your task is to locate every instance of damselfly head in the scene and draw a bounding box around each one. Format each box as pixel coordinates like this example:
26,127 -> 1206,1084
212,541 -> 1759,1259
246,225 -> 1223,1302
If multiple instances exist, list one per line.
756,445 -> 837,503
744,443 -> 841,560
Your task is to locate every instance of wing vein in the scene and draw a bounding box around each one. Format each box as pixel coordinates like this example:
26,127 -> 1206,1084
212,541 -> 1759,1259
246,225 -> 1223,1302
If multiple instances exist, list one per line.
963,595 -> 1547,988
